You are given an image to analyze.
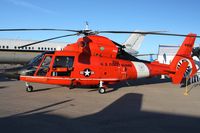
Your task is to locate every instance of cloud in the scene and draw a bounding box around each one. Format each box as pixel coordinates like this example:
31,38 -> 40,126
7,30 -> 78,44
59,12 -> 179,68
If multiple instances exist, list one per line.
6,0 -> 55,15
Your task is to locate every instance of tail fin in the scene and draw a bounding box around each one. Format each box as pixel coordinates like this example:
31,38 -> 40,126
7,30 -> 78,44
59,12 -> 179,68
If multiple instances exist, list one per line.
123,30 -> 145,55
170,33 -> 197,84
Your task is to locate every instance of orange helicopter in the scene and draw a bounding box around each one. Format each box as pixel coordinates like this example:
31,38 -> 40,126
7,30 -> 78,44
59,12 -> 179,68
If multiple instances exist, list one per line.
1,28 -> 199,94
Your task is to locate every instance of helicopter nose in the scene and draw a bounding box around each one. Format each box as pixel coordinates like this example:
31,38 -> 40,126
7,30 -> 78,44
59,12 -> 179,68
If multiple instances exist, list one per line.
18,69 -> 27,76
19,69 -> 32,76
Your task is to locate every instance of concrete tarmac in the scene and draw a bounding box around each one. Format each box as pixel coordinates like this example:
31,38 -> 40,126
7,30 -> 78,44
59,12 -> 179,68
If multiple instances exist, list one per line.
0,76 -> 200,133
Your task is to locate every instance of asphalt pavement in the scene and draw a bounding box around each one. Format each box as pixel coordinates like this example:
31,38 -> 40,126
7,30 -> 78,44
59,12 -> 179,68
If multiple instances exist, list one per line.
0,76 -> 200,133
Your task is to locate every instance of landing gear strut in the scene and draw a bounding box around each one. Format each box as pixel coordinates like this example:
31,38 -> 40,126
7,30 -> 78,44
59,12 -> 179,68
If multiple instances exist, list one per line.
25,82 -> 33,92
98,81 -> 106,94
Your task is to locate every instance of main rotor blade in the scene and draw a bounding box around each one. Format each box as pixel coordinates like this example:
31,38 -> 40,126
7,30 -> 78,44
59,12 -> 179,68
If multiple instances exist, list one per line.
98,31 -> 200,38
19,33 -> 78,48
0,28 -> 80,32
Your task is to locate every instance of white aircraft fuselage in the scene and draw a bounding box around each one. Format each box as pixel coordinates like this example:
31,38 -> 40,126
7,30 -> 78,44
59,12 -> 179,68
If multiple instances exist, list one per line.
0,39 -> 67,64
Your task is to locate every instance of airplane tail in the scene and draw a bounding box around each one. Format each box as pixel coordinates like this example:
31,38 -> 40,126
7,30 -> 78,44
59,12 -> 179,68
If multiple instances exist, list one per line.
169,33 -> 197,84
123,30 -> 145,55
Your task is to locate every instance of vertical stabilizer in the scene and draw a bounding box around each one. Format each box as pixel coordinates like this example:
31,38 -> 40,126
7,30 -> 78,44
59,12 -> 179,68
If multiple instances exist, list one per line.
169,34 -> 197,84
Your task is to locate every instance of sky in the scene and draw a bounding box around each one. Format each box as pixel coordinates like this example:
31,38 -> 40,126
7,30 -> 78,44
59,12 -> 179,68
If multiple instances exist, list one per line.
0,0 -> 200,56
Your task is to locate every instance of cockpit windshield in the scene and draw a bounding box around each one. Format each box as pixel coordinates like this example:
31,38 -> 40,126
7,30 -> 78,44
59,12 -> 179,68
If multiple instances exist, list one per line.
20,52 -> 54,76
27,53 -> 44,67
27,51 -> 54,67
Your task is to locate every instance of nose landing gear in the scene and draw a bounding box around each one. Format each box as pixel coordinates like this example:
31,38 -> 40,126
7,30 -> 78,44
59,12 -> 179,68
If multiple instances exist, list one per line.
25,82 -> 33,92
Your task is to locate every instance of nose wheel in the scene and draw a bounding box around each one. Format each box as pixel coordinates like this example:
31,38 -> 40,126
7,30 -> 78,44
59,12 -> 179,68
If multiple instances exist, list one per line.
25,82 -> 33,92
26,86 -> 33,92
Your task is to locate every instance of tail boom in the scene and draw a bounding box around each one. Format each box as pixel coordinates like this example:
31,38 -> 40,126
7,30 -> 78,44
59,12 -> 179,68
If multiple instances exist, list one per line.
136,33 -> 198,84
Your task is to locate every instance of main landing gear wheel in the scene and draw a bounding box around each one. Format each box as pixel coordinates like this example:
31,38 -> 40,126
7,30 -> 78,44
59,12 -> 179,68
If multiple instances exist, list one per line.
99,87 -> 106,94
98,81 -> 106,94
26,86 -> 33,92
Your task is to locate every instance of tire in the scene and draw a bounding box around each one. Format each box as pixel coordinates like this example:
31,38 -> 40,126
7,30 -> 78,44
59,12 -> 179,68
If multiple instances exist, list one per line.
98,87 -> 106,94
26,86 -> 33,92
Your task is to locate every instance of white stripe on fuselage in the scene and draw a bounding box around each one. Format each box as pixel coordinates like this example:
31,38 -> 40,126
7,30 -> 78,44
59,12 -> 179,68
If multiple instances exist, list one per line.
131,61 -> 150,78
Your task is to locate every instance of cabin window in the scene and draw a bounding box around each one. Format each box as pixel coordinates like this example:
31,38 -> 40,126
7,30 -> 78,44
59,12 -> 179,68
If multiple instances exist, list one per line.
38,47 -> 40,50
41,47 -> 44,50
29,47 -> 31,50
0,46 -> 1,48
2,46 -> 5,49
52,56 -> 74,76
32,47 -> 34,50
6,46 -> 9,49
14,46 -> 17,49
54,48 -> 56,50
48,48 -> 50,50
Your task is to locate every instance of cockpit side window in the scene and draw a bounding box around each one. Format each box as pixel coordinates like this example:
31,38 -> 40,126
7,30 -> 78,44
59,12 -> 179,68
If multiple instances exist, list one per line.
36,56 -> 52,76
53,56 -> 74,68
41,56 -> 52,67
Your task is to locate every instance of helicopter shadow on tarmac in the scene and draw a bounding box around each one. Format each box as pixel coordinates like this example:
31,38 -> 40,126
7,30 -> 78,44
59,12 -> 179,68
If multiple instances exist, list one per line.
0,75 -> 15,89
0,86 -> 8,90
106,77 -> 171,93
0,93 -> 200,133
187,82 -> 200,93
31,86 -> 64,92
0,75 -> 16,82
0,74 -> 63,91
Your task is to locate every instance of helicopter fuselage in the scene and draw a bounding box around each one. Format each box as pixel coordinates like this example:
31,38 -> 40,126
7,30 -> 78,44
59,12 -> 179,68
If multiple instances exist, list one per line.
20,34 -> 197,93
20,35 -> 171,87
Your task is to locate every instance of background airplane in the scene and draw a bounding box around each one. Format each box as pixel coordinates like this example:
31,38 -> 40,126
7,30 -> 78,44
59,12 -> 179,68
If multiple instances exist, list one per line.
0,39 -> 66,64
123,30 -> 145,56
